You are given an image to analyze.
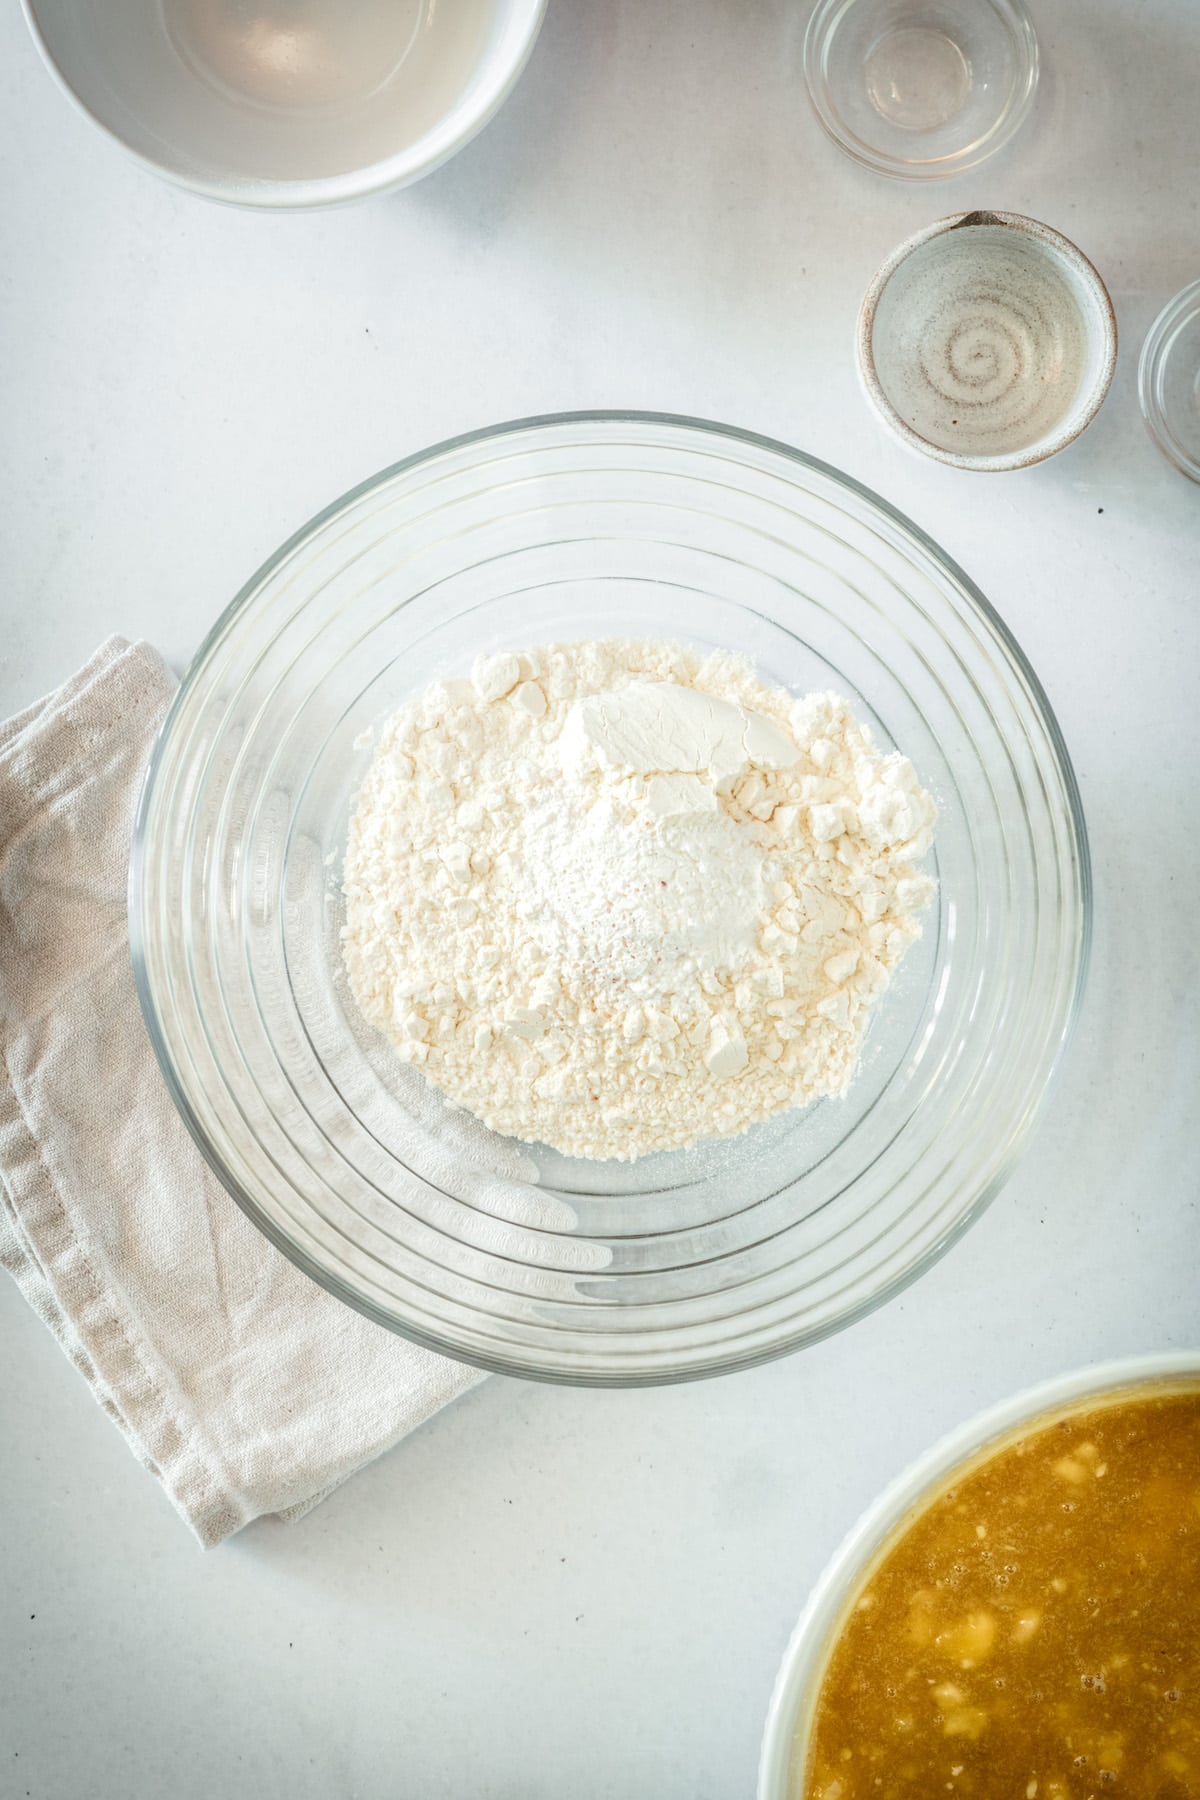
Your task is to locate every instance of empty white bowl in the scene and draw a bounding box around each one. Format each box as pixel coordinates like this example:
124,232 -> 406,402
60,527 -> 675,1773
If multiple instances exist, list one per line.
21,0 -> 546,208
859,211 -> 1117,471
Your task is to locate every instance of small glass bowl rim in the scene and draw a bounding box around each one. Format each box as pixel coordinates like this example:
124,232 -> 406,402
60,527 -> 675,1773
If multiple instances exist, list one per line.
802,0 -> 1040,182
1138,278 -> 1200,484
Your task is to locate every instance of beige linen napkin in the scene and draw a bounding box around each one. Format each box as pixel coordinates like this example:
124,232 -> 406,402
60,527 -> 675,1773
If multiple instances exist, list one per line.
0,637 -> 483,1548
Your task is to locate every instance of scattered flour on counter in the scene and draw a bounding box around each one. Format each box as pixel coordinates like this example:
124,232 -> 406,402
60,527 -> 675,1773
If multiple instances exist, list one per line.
341,638 -> 937,1161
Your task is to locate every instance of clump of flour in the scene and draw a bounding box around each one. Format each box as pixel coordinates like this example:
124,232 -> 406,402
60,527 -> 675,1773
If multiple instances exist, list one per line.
341,639 -> 936,1161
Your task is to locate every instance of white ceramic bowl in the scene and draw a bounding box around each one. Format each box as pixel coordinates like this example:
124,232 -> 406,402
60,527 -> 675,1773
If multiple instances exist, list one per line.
759,1349 -> 1200,1799
859,211 -> 1117,472
21,0 -> 546,209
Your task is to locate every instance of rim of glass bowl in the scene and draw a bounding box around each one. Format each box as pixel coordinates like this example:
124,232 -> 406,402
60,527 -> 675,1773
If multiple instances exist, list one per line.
1138,278 -> 1200,484
130,411 -> 1091,1386
802,0 -> 1040,183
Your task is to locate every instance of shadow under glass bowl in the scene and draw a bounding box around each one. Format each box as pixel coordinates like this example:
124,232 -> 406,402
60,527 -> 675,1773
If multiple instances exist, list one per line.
803,0 -> 1039,182
130,412 -> 1090,1385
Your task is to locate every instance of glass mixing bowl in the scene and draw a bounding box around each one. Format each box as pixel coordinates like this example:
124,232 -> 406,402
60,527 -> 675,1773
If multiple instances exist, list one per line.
130,413 -> 1090,1384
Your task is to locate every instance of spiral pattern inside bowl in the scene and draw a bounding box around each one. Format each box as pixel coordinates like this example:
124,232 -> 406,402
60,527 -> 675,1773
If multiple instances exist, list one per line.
131,414 -> 1090,1383
1138,278 -> 1200,483
871,221 -> 1108,463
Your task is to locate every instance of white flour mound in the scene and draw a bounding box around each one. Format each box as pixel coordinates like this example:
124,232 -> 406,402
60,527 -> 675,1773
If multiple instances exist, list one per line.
341,638 -> 937,1161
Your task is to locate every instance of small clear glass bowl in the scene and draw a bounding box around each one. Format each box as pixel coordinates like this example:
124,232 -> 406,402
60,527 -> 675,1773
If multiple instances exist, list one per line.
1139,279 -> 1200,483
803,0 -> 1039,181
130,414 -> 1090,1385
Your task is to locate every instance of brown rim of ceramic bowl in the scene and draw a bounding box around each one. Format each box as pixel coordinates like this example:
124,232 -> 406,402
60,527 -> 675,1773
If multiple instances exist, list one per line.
857,210 -> 1118,473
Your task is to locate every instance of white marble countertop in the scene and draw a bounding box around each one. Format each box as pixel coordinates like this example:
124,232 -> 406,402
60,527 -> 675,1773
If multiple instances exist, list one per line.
2,3 -> 1198,1795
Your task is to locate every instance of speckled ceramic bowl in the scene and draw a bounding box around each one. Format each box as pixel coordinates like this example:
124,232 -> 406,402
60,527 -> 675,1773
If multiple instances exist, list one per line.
859,211 -> 1117,472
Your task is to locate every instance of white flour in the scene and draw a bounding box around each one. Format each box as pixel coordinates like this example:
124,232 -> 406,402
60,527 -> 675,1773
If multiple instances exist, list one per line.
341,639 -> 936,1161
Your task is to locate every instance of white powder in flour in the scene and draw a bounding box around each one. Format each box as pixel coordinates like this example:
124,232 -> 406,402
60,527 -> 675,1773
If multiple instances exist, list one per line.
341,638 -> 937,1161
519,785 -> 764,997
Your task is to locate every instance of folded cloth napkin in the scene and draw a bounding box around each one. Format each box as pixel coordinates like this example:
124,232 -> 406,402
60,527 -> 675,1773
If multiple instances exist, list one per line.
0,637 -> 484,1548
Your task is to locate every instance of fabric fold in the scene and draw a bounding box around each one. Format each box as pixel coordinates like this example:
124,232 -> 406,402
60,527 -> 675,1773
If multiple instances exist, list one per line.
0,638 -> 482,1548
